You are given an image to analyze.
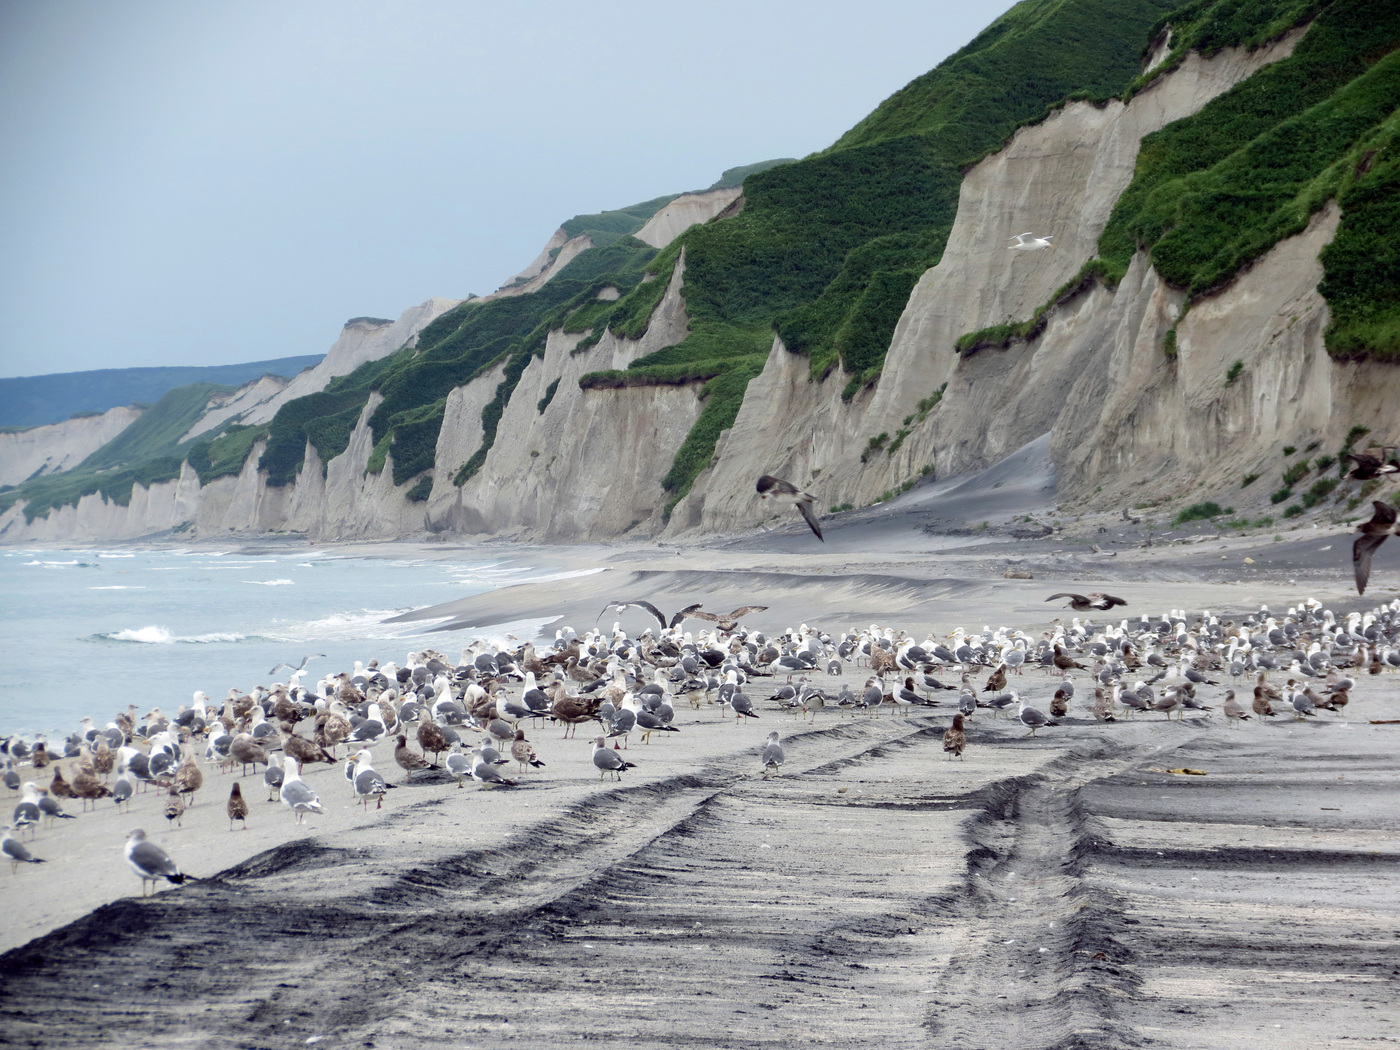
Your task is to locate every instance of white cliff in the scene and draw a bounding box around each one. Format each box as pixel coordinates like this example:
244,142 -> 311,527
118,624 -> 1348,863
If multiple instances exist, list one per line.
668,27 -> 1313,535
186,299 -> 462,438
428,255 -> 700,540
0,406 -> 144,487
634,188 -> 743,249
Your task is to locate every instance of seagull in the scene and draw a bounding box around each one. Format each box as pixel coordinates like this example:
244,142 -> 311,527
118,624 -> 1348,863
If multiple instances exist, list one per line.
279,760 -> 324,823
756,475 -> 823,541
1353,501 -> 1398,595
1046,593 -> 1127,611
2,825 -> 44,872
760,731 -> 784,777
691,606 -> 770,632
1008,232 -> 1054,251
1344,448 -> 1398,480
596,600 -> 705,631
592,737 -> 636,781
268,654 -> 327,677
943,714 -> 966,759
353,749 -> 391,809
125,829 -> 194,896
1018,697 -> 1058,736
227,782 -> 249,830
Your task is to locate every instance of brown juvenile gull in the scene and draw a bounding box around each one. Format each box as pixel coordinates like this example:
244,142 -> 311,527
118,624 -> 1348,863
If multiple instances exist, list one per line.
691,606 -> 770,633
174,753 -> 203,805
125,829 -> 195,896
1046,593 -> 1127,611
1222,690 -> 1250,728
511,730 -> 546,774
1344,448 -> 1399,481
163,786 -> 185,828
942,715 -> 966,759
394,734 -> 436,784
756,475 -> 823,541
1353,501 -> 1398,595
227,782 -> 249,830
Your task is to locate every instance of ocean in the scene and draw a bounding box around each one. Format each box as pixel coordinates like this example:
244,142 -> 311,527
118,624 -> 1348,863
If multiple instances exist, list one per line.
0,545 -> 576,740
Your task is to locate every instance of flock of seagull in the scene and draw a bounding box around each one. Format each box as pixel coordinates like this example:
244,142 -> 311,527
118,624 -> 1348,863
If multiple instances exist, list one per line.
5,582 -> 1400,899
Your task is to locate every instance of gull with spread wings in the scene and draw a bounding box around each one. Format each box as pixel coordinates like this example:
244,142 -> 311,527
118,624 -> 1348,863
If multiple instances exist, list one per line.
1353,501 -> 1398,595
1045,592 -> 1128,611
756,475 -> 823,541
597,601 -> 705,631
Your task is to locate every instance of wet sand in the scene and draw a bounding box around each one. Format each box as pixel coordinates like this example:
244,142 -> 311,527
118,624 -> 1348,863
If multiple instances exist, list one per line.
3,454 -> 1399,1048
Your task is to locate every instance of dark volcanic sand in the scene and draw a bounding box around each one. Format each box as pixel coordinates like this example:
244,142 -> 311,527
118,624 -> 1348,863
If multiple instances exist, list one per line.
3,700 -> 1398,1049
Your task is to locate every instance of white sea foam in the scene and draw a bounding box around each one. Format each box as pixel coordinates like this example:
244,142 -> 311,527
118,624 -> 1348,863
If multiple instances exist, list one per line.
244,579 -> 295,586
268,609 -> 451,643
99,626 -> 248,644
89,585 -> 145,590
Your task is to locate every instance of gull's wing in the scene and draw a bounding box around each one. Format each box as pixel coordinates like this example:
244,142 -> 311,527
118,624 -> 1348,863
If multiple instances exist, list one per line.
724,606 -> 770,618
669,603 -> 705,629
797,499 -> 824,541
1089,593 -> 1128,608
1355,532 -> 1390,595
630,600 -> 669,631
1045,593 -> 1088,603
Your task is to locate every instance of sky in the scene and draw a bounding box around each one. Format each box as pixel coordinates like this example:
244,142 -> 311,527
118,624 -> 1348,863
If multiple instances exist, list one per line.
0,0 -> 1012,378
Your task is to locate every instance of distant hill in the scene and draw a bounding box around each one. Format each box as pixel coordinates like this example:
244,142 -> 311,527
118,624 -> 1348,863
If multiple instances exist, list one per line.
0,356 -> 324,428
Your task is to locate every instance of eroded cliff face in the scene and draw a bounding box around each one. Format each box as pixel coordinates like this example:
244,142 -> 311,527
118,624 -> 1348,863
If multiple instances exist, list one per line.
212,298 -> 462,434
635,188 -> 742,249
668,27 -> 1322,535
426,258 -> 702,541
8,24 -> 1396,549
0,406 -> 144,487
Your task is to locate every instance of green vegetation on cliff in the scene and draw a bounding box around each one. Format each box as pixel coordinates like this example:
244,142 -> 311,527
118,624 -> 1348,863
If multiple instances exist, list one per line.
959,0 -> 1400,360
575,0 -> 1178,509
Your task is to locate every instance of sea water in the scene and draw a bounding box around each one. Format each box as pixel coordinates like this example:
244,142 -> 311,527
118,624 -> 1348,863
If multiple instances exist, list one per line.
0,546 -> 580,739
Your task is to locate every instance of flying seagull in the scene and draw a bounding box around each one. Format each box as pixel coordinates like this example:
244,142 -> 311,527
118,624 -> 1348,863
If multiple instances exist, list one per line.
1344,448 -> 1398,481
690,606 -> 769,632
1008,232 -> 1054,251
1045,592 -> 1127,611
1353,501 -> 1398,595
268,654 -> 327,677
756,475 -> 823,541
596,601 -> 704,631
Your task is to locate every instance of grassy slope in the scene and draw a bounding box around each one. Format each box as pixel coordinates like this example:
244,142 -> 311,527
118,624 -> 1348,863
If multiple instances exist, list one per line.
960,0 -> 1400,358
579,0 -> 1177,511
0,383 -> 234,521
0,356 -> 323,429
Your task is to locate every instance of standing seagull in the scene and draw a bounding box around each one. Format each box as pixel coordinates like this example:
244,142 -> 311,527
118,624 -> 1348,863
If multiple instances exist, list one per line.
1353,501 -> 1398,595
756,475 -> 823,541
2,826 -> 44,872
227,782 -> 249,830
592,737 -> 636,781
279,760 -> 324,824
760,732 -> 784,778
125,829 -> 193,896
943,714 -> 967,759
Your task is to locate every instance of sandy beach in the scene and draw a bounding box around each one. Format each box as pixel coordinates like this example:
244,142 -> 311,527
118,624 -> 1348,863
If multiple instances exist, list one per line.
2,470 -> 1399,1048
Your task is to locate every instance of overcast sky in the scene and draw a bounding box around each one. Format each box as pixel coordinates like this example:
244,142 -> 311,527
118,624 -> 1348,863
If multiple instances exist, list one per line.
0,0 -> 1011,378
